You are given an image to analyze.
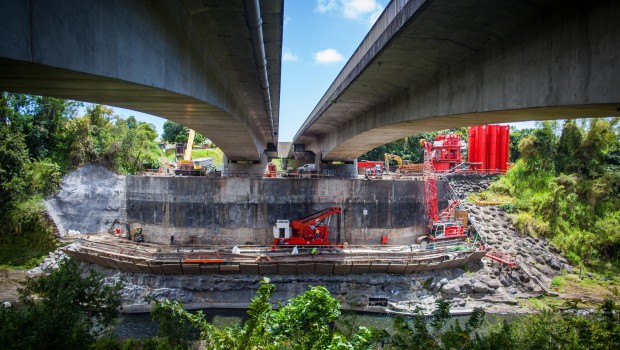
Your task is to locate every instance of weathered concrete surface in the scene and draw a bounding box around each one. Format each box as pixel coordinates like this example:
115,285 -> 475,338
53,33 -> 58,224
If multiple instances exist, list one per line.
44,164 -> 125,235
295,0 -> 620,160
126,176 -> 449,245
0,0 -> 283,161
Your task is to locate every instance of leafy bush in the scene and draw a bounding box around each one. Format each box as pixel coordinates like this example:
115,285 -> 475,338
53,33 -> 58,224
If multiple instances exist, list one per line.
0,259 -> 123,349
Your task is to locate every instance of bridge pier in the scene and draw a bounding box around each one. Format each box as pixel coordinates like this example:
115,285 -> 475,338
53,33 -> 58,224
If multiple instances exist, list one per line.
221,153 -> 269,177
316,152 -> 358,179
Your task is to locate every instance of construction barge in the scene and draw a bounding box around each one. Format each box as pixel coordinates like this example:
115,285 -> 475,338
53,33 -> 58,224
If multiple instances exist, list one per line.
63,234 -> 487,275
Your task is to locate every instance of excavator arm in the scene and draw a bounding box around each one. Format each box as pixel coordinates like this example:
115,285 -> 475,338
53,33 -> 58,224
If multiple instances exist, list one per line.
384,153 -> 403,171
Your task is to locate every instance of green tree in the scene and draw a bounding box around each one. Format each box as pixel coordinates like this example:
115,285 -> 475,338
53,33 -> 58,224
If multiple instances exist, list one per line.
578,118 -> 618,179
162,121 -> 205,145
0,126 -> 31,206
509,127 -> 533,162
555,120 -> 583,174
0,259 -> 122,350
518,121 -> 557,172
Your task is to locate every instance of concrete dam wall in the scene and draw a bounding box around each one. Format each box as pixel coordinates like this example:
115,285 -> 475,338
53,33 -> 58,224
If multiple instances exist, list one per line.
126,176 -> 449,245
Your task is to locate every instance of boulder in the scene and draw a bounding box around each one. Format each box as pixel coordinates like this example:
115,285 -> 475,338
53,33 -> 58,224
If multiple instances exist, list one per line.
441,283 -> 461,295
499,275 -> 512,287
473,282 -> 489,293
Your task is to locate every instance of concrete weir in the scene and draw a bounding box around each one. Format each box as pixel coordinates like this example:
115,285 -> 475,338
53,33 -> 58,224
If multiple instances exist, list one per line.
126,176 -> 451,246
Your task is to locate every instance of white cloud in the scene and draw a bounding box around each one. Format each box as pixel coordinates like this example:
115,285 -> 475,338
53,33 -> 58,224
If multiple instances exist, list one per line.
313,48 -> 344,64
282,48 -> 298,62
284,15 -> 291,26
343,0 -> 380,20
316,0 -> 384,24
316,0 -> 337,13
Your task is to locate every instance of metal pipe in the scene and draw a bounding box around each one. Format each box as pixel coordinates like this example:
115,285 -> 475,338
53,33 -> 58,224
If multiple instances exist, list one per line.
242,0 -> 276,144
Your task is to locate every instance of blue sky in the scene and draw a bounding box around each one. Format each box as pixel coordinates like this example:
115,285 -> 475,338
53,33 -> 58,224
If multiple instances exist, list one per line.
110,0 -> 535,141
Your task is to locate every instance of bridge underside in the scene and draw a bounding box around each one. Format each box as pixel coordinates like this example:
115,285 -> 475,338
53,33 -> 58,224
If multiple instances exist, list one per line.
0,59 -> 262,160
0,0 -> 283,162
295,0 -> 620,161
327,104 -> 619,161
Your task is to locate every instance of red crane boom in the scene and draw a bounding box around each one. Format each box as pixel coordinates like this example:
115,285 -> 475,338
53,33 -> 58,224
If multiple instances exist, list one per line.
273,207 -> 342,245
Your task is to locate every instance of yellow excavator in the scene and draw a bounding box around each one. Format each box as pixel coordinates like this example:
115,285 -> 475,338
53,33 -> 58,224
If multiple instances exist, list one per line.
384,153 -> 423,173
174,129 -> 208,176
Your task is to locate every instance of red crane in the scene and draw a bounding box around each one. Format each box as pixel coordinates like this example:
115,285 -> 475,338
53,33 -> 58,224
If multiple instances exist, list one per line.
273,207 -> 342,245
420,138 -> 467,242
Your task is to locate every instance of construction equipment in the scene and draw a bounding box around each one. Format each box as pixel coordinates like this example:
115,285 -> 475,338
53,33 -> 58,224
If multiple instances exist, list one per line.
427,132 -> 467,172
357,160 -> 384,177
109,219 -> 144,242
174,160 -> 206,176
265,162 -> 277,178
273,207 -> 342,245
384,153 -> 422,173
174,128 -> 209,176
418,139 -> 467,243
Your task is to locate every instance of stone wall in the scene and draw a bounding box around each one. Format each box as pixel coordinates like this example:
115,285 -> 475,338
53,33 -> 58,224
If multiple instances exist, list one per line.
126,176 -> 449,245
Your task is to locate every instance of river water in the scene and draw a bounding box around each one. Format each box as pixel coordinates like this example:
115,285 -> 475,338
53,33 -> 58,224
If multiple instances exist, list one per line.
115,308 -> 520,340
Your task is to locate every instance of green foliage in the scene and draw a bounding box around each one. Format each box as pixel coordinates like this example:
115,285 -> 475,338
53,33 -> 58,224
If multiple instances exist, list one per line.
555,120 -> 583,174
483,118 -> 620,266
162,120 -> 206,145
0,196 -> 58,266
153,278 -> 381,349
1,92 -> 165,266
0,258 -> 123,350
132,288 -> 620,350
509,127 -> 534,162
150,299 -> 196,349
385,301 -> 493,350
191,148 -> 224,165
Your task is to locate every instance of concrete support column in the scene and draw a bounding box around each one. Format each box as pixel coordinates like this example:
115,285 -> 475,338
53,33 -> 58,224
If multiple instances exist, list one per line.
222,153 -> 269,177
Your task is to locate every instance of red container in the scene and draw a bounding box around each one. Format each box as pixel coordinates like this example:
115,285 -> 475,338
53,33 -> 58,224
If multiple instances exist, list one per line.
478,125 -> 487,173
498,126 -> 510,172
468,126 -> 477,168
488,125 -> 498,173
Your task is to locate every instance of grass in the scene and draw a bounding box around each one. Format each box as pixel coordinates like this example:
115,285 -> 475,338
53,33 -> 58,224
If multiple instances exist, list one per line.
191,148 -> 224,165
525,297 -> 554,311
551,276 -> 565,289
0,246 -> 53,269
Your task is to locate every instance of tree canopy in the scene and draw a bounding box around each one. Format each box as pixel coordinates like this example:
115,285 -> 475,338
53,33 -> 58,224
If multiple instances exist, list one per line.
162,120 -> 206,145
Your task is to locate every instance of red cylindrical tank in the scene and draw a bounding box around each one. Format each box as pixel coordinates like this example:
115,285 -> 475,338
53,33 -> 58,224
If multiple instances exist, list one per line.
488,125 -> 498,173
467,127 -> 476,168
498,126 -> 510,172
478,125 -> 487,173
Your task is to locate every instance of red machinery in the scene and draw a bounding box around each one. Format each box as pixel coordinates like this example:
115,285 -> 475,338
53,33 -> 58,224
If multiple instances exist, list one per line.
357,160 -> 384,177
420,139 -> 467,242
468,125 -> 510,173
428,132 -> 466,172
273,207 -> 342,245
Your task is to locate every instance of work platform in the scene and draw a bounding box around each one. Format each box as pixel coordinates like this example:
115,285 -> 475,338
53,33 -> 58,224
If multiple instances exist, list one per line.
63,234 -> 488,276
